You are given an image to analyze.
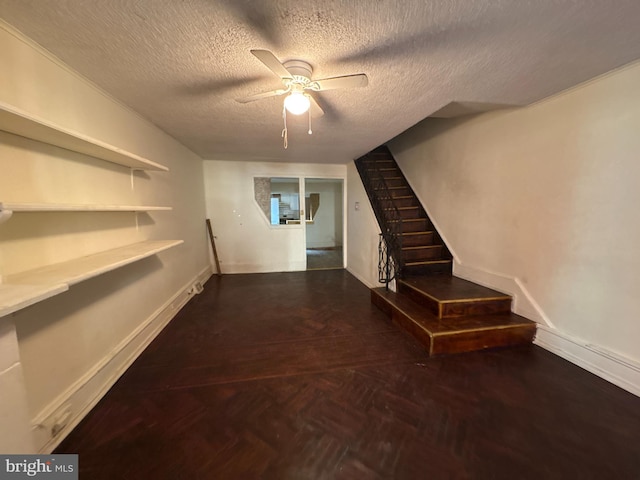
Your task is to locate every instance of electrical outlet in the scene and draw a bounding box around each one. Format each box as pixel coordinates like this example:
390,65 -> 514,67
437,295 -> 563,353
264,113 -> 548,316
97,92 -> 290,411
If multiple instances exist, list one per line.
51,407 -> 72,437
187,282 -> 204,296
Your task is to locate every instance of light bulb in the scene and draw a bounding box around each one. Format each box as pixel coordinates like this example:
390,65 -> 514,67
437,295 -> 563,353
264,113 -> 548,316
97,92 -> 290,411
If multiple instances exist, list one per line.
284,92 -> 310,115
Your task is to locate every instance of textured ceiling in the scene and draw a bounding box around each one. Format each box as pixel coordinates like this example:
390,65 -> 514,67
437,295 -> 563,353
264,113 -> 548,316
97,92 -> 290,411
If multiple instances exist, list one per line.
1,1 -> 640,164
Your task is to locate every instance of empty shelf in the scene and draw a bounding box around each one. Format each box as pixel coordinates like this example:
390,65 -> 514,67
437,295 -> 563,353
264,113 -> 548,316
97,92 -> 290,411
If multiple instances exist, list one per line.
0,202 -> 172,212
0,100 -> 168,171
0,240 -> 183,317
0,284 -> 68,318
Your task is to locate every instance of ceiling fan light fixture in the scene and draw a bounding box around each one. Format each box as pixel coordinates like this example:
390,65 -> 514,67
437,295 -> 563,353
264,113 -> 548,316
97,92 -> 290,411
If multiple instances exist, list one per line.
284,91 -> 310,115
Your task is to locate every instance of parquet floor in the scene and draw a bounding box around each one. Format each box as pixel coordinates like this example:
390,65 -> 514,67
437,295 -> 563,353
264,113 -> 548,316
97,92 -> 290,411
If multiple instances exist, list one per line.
55,270 -> 640,479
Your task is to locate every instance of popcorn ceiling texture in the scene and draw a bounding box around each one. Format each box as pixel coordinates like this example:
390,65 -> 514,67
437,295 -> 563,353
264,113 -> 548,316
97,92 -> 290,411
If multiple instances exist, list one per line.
1,1 -> 640,163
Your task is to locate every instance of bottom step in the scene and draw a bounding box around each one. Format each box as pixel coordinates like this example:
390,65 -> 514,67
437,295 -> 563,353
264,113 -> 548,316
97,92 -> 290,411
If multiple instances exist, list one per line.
371,288 -> 536,356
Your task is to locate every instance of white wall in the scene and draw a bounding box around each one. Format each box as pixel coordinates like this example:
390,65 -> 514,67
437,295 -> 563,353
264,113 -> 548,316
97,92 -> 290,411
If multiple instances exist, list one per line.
305,180 -> 343,249
0,22 -> 210,451
203,160 -> 346,273
345,163 -> 381,288
388,61 -> 640,394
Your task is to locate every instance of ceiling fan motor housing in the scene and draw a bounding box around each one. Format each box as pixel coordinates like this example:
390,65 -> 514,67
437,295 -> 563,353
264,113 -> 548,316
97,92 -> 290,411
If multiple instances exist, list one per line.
283,60 -> 313,84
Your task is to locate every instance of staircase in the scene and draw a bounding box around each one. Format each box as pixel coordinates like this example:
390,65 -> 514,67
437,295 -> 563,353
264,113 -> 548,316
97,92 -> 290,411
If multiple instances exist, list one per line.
355,146 -> 536,356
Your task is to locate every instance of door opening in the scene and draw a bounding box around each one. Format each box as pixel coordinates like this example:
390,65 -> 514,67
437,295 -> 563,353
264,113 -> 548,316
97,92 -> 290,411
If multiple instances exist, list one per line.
304,178 -> 344,270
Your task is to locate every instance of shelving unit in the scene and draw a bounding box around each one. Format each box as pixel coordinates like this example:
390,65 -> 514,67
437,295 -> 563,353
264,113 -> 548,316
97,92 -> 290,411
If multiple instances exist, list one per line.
0,100 -> 183,318
0,100 -> 168,171
0,202 -> 173,226
0,240 -> 183,318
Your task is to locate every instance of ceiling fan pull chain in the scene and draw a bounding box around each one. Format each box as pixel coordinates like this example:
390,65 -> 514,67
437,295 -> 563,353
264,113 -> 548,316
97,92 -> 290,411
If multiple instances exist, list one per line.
308,108 -> 312,135
282,106 -> 288,149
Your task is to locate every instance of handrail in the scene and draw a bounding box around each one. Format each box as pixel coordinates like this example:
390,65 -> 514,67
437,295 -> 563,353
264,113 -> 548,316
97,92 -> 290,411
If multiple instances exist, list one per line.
355,151 -> 404,285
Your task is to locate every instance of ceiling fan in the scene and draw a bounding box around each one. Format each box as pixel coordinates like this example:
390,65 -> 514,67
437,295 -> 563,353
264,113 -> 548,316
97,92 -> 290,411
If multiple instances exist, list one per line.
236,49 -> 368,120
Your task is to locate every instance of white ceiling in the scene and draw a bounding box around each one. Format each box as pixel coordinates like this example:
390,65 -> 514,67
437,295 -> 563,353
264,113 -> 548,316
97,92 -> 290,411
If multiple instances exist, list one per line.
1,1 -> 640,164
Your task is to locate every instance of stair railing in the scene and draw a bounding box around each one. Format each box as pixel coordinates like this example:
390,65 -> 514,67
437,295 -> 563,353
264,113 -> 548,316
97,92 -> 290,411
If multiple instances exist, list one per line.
355,155 -> 404,286
378,233 -> 398,287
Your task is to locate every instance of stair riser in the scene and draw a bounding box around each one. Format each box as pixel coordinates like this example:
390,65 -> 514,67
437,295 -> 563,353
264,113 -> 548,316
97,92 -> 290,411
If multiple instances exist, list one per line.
362,154 -> 393,162
372,289 -> 535,356
399,208 -> 422,219
398,282 -> 512,318
379,197 -> 418,208
383,178 -> 408,188
366,168 -> 402,179
397,219 -> 429,233
441,299 -> 513,318
371,290 -> 433,351
374,186 -> 411,197
363,163 -> 395,171
402,262 -> 452,275
431,327 -> 536,355
384,208 -> 422,219
402,246 -> 443,262
401,232 -> 435,247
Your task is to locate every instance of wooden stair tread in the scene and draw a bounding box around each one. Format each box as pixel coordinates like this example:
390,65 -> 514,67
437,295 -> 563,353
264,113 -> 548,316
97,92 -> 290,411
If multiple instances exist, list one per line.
404,259 -> 451,266
373,288 -> 534,334
389,217 -> 427,222
400,275 -> 511,302
371,287 -> 536,355
401,231 -> 433,235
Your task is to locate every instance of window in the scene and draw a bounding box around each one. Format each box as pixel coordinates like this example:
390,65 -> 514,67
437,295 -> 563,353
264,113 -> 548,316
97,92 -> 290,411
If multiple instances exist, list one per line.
254,177 -> 300,225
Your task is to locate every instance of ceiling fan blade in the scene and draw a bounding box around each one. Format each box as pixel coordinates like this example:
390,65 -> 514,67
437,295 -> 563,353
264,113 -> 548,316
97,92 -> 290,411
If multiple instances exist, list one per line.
250,49 -> 292,80
308,94 -> 325,118
312,74 -> 368,91
235,88 -> 288,103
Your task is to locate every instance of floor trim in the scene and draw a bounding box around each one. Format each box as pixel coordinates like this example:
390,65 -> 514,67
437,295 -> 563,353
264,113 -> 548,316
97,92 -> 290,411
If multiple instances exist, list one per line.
31,265 -> 213,453
535,325 -> 640,397
453,262 -> 553,327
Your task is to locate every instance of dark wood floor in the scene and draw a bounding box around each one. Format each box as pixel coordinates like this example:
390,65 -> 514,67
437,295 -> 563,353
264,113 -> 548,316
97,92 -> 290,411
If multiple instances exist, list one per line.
56,270 -> 640,479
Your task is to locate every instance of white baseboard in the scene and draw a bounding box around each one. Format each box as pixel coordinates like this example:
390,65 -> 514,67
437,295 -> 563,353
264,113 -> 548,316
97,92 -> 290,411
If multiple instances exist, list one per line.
306,243 -> 341,249
535,325 -> 640,397
32,265 -> 213,453
453,262 -> 553,327
346,267 -> 376,289
219,261 -> 307,274
449,262 -> 640,397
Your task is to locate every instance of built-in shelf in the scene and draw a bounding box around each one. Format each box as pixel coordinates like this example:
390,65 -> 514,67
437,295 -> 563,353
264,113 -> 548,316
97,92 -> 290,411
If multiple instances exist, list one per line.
0,202 -> 172,212
0,102 -> 179,317
0,284 -> 69,318
0,100 -> 169,171
0,240 -> 183,318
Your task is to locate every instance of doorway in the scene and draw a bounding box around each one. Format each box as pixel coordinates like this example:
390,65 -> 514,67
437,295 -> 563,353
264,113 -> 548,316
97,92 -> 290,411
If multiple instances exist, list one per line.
304,178 -> 344,270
